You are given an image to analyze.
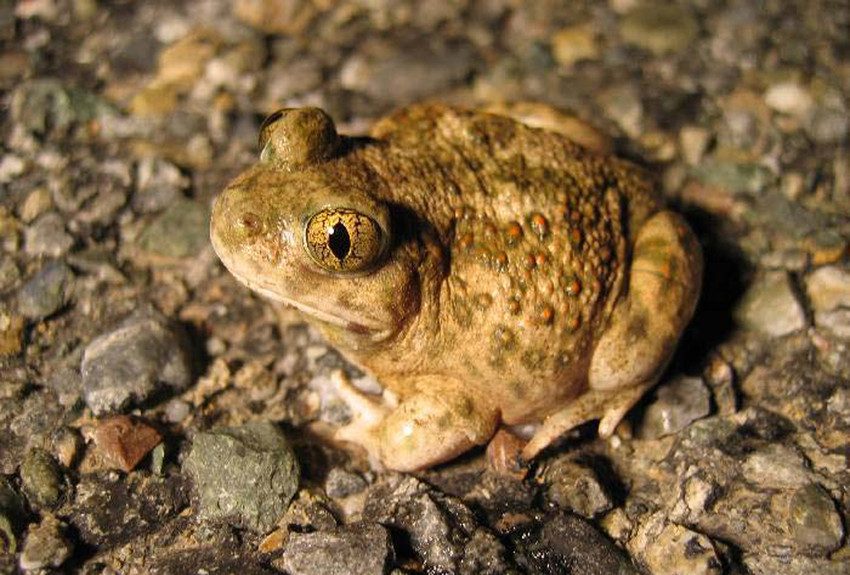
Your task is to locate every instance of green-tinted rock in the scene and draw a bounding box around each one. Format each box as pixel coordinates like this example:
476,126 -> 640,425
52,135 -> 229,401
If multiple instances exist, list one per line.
0,476 -> 26,553
137,199 -> 210,259
20,449 -> 63,509
620,3 -> 699,55
690,161 -> 774,195
183,421 -> 299,533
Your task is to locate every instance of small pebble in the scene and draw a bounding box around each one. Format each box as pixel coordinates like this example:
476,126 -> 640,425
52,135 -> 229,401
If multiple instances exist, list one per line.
628,512 -> 722,575
806,266 -> 850,338
18,514 -> 72,571
0,154 -> 26,184
620,2 -> 699,55
18,188 -> 53,223
0,310 -> 24,357
735,271 -> 806,337
17,260 -> 74,320
679,126 -> 711,165
23,212 -> 74,258
639,376 -> 712,439
542,457 -> 613,519
133,157 -> 188,214
20,448 -> 64,509
550,24 -> 599,69
764,82 -> 813,117
90,415 -> 162,473
325,468 -> 368,499
0,477 -> 26,554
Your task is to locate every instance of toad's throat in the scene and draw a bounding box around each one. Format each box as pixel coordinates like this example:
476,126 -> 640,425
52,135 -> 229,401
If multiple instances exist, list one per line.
233,274 -> 391,341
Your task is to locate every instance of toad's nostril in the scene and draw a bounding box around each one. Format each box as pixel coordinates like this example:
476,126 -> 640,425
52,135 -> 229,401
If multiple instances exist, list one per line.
237,211 -> 262,236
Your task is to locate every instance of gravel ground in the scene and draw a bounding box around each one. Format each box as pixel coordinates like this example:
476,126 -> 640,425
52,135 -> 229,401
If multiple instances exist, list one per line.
1,0 -> 849,573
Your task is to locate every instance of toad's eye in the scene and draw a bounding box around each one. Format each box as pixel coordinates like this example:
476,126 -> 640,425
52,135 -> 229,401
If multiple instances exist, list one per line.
304,208 -> 385,273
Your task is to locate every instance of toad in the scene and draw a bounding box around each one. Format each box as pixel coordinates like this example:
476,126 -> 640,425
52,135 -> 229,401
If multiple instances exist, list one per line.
210,103 -> 702,471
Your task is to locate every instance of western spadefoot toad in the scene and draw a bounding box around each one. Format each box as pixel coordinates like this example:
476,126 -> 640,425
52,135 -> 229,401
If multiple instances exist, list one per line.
210,103 -> 702,471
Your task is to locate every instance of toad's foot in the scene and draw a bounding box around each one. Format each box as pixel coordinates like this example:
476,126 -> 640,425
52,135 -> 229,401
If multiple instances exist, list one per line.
523,210 -> 702,461
331,371 -> 390,466
334,374 -> 500,472
521,383 -> 652,460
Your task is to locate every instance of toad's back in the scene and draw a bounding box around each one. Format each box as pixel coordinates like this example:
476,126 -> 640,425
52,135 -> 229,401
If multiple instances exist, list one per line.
355,104 -> 662,416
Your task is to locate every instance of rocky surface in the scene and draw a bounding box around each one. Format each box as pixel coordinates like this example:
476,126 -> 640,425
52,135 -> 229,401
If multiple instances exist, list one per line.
0,0 -> 848,573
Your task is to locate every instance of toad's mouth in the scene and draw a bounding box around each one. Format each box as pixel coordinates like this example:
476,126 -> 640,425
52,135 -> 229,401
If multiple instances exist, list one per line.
233,273 -> 392,342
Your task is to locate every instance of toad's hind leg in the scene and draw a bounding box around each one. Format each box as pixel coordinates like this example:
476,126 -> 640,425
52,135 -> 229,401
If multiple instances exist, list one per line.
522,210 -> 702,460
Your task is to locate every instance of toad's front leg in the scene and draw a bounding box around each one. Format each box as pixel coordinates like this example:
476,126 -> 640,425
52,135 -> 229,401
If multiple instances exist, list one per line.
334,374 -> 499,472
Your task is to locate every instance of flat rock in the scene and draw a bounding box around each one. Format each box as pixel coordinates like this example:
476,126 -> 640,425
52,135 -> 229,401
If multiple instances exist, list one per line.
81,306 -> 192,414
183,421 -> 300,533
277,522 -> 393,575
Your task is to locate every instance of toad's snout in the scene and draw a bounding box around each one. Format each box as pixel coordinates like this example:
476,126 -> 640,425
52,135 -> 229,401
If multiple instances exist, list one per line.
210,188 -> 269,252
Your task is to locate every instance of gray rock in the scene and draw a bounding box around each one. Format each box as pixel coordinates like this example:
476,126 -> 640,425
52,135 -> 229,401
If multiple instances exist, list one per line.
339,39 -> 476,105
639,376 -> 712,439
363,475 -> 516,574
137,198 -> 210,259
183,421 -> 299,533
18,514 -> 72,571
278,522 -> 393,575
325,468 -> 367,498
81,306 -> 192,414
17,260 -> 74,320
735,271 -> 806,336
542,457 -> 613,519
23,212 -> 73,258
133,157 -> 189,214
20,448 -> 64,509
514,512 -> 637,575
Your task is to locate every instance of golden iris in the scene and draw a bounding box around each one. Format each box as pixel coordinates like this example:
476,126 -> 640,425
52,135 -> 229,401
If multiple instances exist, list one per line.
305,208 -> 384,273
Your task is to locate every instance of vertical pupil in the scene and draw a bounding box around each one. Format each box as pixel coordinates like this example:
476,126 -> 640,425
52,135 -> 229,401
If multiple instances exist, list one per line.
328,222 -> 351,260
